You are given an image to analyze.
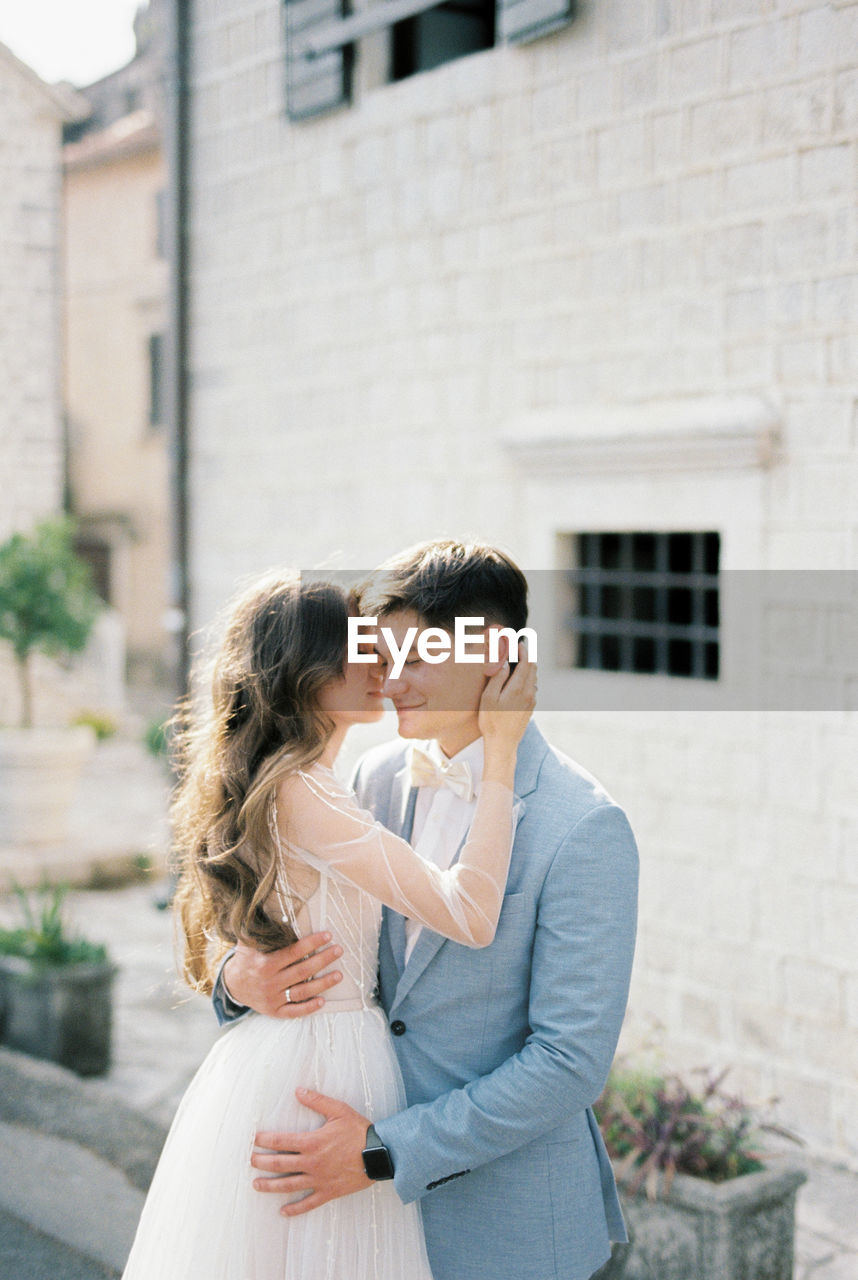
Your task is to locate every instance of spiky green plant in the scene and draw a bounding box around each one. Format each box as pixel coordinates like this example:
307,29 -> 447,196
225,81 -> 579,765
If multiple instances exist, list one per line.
0,882 -> 108,968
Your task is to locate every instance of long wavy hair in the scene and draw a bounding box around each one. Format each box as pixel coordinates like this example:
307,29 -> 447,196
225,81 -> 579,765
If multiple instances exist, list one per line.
171,572 -> 350,994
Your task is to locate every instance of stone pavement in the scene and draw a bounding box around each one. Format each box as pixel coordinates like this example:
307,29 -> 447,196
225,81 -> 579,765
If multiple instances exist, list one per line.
0,738 -> 856,1277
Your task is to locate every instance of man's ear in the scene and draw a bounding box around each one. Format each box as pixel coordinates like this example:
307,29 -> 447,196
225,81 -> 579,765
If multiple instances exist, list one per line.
483,627 -> 510,675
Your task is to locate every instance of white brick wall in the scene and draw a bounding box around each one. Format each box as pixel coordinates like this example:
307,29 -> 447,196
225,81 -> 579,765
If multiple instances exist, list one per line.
186,1 -> 858,1163
0,51 -> 68,541
0,48 -> 77,721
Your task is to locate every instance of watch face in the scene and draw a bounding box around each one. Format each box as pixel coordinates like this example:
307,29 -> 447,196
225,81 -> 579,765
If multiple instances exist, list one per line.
363,1145 -> 395,1181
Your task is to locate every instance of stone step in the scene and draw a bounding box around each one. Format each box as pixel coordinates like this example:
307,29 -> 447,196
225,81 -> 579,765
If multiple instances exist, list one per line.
0,1121 -> 143,1275
0,1205 -> 120,1280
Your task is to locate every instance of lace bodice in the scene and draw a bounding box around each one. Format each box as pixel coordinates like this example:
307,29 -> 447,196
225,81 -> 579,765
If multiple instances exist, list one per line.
268,764 -> 515,1010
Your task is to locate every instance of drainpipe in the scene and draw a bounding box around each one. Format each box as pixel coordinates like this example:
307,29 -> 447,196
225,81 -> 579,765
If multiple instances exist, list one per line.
165,0 -> 191,697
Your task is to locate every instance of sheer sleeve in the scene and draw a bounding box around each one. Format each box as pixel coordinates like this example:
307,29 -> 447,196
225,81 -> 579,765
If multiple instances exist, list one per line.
274,768 -> 516,948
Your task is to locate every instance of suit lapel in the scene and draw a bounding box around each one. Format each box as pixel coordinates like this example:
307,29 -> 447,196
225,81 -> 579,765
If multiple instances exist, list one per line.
386,725 -> 548,1013
383,763 -> 417,978
388,798 -> 528,1012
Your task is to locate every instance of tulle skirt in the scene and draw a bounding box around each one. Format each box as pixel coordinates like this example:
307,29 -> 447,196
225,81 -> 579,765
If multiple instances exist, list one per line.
121,1005 -> 433,1280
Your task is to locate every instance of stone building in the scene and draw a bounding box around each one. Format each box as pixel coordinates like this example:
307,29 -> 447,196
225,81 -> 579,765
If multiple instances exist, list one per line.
0,41 -> 84,540
0,41 -> 89,718
179,0 -> 858,1163
63,0 -> 173,692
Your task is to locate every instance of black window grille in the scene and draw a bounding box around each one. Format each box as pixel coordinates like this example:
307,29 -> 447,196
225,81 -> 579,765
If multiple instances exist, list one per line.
564,532 -> 720,680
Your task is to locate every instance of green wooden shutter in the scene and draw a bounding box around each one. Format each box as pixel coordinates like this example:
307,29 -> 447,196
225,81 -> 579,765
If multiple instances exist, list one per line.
285,0 -> 352,121
497,0 -> 574,45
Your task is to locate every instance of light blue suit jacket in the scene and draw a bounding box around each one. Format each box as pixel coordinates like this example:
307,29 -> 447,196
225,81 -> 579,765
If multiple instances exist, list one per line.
353,722 -> 639,1280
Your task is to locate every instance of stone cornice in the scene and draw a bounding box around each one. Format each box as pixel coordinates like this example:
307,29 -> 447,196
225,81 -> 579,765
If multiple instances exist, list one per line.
502,397 -> 780,475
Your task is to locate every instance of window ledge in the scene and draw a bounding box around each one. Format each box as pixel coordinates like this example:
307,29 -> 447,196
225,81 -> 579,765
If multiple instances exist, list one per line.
502,397 -> 780,475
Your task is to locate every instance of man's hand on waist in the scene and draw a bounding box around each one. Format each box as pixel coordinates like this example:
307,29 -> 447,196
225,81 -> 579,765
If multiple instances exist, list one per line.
223,934 -> 344,1018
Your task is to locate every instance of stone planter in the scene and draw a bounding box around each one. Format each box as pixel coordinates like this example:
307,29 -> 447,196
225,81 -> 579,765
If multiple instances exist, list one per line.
0,954 -> 117,1076
594,1164 -> 807,1280
0,726 -> 95,846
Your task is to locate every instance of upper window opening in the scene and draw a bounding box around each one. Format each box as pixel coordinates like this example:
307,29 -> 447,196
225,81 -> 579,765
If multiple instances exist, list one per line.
391,0 -> 495,80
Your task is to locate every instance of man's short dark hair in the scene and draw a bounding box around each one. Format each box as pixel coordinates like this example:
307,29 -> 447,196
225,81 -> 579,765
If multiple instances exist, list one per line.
357,539 -> 528,633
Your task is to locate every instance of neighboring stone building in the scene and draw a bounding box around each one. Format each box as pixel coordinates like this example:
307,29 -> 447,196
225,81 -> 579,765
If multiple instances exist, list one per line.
0,41 -> 84,540
0,41 -> 90,719
181,1 -> 858,1163
63,0 -> 173,690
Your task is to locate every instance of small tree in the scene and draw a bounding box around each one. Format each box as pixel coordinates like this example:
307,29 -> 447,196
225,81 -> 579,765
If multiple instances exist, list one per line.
0,519 -> 102,729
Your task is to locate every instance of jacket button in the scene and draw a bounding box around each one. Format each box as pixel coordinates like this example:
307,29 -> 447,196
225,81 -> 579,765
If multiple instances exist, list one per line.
390,1020 -> 406,1036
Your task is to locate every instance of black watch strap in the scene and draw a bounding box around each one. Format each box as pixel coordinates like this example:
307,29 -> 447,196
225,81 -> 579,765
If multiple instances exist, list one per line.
362,1124 -> 395,1181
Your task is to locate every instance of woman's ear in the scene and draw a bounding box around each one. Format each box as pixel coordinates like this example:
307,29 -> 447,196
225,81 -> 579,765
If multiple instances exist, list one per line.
483,628 -> 510,676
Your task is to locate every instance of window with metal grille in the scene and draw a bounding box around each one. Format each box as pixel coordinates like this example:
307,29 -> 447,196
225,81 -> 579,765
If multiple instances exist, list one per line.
562,532 -> 720,680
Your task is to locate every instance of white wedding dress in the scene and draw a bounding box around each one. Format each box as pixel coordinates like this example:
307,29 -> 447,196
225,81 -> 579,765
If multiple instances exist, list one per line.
121,764 -> 513,1280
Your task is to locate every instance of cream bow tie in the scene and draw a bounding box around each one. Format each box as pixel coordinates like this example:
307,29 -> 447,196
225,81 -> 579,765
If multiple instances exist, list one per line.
409,746 -> 475,802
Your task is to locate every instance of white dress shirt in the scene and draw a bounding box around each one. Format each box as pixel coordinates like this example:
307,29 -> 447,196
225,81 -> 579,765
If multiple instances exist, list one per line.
404,736 -> 486,963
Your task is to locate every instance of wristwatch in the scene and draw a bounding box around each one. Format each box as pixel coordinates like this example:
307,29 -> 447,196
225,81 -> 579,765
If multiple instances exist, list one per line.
362,1124 -> 395,1181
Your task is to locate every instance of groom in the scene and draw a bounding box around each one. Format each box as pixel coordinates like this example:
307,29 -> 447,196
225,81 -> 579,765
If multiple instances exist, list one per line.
214,539 -> 639,1280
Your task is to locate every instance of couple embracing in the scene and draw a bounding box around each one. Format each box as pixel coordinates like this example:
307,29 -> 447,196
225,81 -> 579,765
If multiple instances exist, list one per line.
122,539 -> 639,1280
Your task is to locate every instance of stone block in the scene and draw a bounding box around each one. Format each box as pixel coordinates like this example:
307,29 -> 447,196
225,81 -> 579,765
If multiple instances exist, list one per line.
596,118 -> 649,185
756,878 -> 814,952
782,958 -> 842,1020
814,276 -> 855,329
725,154 -> 793,208
726,286 -> 768,332
576,66 -> 616,122
797,5 -> 844,71
771,1070 -> 833,1141
729,18 -> 795,86
702,221 -> 765,280
669,36 -> 724,100
712,0 -> 771,20
833,67 -> 858,131
734,999 -> 792,1055
651,108 -> 684,170
771,212 -> 830,273
617,182 -> 668,231
777,336 -> 826,383
604,0 -> 654,51
620,52 -> 663,111
799,143 -> 853,198
762,77 -> 832,144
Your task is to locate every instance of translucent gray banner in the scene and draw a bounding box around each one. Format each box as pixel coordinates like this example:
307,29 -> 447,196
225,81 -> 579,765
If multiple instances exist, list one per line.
306,569 -> 858,712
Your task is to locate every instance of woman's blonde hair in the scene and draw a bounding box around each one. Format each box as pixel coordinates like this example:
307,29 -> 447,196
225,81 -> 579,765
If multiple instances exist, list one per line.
171,572 -> 350,993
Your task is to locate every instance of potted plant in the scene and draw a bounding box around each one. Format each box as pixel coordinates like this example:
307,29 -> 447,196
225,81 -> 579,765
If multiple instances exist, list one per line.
0,518 -> 102,845
592,1063 -> 806,1280
0,882 -> 116,1075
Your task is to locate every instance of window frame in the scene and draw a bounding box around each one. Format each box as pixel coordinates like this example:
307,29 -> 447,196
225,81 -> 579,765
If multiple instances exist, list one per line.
283,0 -> 574,120
562,531 -> 721,682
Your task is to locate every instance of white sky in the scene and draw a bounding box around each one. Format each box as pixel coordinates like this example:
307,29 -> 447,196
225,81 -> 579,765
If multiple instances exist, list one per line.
0,0 -> 142,87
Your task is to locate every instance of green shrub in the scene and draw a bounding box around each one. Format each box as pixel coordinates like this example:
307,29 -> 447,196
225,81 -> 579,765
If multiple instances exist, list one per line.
71,710 -> 119,740
595,1063 -> 800,1200
0,519 -> 102,728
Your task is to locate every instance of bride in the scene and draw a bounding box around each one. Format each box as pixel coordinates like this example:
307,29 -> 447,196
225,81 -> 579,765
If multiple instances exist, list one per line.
121,572 -> 535,1280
